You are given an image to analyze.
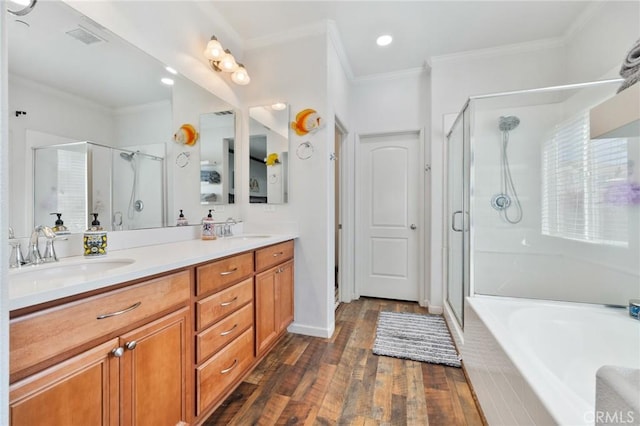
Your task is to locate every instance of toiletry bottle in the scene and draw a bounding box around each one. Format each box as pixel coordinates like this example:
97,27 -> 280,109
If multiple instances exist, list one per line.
177,210 -> 189,226
202,209 -> 216,240
84,213 -> 107,256
50,212 -> 70,235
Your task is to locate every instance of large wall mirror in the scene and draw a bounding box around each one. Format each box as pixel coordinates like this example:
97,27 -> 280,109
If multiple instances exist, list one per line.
7,0 -> 235,237
248,104 -> 290,204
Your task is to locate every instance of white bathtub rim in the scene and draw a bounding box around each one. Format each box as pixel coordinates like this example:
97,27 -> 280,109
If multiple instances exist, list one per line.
466,295 -> 637,426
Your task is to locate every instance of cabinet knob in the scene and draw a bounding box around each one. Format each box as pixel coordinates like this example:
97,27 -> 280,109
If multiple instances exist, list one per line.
125,341 -> 137,350
111,347 -> 125,357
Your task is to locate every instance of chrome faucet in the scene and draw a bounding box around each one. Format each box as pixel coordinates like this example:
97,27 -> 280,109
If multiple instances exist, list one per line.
9,227 -> 25,268
223,218 -> 237,237
28,225 -> 58,265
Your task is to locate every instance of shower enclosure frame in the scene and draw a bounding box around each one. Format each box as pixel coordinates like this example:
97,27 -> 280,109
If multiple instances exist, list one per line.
444,78 -> 625,330
33,141 -> 166,232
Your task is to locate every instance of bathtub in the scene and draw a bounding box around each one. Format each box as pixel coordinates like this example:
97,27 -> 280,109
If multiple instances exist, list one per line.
463,296 -> 640,425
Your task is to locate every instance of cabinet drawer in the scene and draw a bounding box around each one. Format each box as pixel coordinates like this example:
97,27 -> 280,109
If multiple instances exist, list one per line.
196,278 -> 253,330
255,240 -> 294,272
196,252 -> 253,296
196,327 -> 254,415
196,303 -> 253,363
10,270 -> 190,379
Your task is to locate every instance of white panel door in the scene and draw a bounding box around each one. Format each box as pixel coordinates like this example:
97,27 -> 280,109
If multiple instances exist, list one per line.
356,132 -> 420,301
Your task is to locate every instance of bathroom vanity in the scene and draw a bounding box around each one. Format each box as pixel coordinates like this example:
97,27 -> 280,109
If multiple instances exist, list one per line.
7,236 -> 295,425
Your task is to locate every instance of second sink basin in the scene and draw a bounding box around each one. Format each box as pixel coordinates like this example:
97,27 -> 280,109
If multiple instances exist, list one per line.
10,258 -> 136,283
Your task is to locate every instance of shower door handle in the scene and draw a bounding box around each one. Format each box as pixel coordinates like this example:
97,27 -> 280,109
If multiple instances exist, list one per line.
451,210 -> 463,232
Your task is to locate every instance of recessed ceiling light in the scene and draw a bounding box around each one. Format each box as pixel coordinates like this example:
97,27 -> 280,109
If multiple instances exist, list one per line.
376,34 -> 393,47
161,77 -> 174,86
165,66 -> 177,75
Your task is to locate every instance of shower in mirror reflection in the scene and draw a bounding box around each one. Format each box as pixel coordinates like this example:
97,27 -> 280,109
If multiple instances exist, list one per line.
491,115 -> 523,224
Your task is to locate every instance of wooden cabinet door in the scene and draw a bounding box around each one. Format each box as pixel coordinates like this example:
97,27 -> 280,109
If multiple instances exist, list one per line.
9,339 -> 120,426
276,259 -> 294,333
255,268 -> 278,357
119,307 -> 191,426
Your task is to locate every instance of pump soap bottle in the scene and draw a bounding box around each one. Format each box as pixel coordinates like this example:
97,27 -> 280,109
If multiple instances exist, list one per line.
176,210 -> 189,226
84,213 -> 107,256
50,213 -> 70,235
201,209 -> 216,240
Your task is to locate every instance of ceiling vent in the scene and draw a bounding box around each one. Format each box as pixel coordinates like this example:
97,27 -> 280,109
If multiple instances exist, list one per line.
65,26 -> 104,45
214,110 -> 234,116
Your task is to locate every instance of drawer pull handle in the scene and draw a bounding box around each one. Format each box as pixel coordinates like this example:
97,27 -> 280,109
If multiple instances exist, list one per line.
219,267 -> 238,276
220,297 -> 238,307
272,251 -> 284,257
220,324 -> 238,336
97,302 -> 142,320
220,359 -> 238,374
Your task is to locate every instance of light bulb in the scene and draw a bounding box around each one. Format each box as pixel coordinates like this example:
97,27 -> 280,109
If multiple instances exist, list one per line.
231,65 -> 250,85
219,50 -> 238,72
203,37 -> 224,61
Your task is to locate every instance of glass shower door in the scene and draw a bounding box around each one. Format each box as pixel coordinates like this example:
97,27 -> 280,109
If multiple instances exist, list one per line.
447,106 -> 471,328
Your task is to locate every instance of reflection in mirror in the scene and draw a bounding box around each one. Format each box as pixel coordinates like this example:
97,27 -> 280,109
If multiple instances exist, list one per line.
199,111 -> 235,205
33,142 -> 165,232
248,104 -> 290,204
7,0 -> 234,237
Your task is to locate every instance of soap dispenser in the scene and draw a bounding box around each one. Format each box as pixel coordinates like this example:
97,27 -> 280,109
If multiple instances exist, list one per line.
84,213 -> 107,256
50,213 -> 70,235
201,209 -> 216,240
176,210 -> 189,226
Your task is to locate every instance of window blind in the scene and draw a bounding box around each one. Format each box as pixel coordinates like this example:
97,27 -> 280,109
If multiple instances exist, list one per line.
542,111 -> 628,247
57,149 -> 87,230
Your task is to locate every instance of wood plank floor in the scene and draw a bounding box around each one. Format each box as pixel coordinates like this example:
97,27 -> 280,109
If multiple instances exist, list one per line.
203,298 -> 484,425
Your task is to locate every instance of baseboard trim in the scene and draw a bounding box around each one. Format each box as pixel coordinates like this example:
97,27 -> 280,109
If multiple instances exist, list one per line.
287,322 -> 335,339
428,305 -> 444,315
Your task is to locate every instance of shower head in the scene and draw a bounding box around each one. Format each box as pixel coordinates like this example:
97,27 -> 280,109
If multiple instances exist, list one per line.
498,116 -> 520,132
120,152 -> 136,161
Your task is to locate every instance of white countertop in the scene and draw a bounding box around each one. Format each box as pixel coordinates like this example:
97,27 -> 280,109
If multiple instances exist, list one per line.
9,234 -> 297,311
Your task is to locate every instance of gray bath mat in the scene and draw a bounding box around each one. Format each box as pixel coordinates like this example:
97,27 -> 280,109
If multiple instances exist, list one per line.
373,311 -> 461,368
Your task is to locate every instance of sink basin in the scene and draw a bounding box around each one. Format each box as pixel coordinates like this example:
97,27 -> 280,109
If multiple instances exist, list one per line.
228,234 -> 272,240
10,258 -> 136,283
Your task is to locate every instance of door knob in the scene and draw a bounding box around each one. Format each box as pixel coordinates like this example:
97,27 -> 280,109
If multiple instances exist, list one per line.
125,341 -> 137,350
111,347 -> 125,357
410,224 -> 417,230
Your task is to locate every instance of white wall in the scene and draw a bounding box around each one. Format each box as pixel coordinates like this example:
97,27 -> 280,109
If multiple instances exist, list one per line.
241,31 -> 336,337
350,69 -> 431,305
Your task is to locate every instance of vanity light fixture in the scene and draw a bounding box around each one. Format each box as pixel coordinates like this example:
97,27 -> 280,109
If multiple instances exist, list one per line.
165,66 -> 178,75
204,35 -> 251,85
271,102 -> 287,111
161,77 -> 175,86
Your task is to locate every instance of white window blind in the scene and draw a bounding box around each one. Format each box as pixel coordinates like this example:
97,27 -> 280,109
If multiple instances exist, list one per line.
542,111 -> 628,247
57,149 -> 87,230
